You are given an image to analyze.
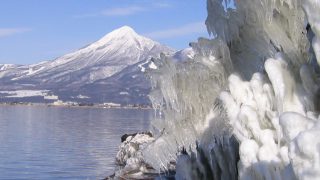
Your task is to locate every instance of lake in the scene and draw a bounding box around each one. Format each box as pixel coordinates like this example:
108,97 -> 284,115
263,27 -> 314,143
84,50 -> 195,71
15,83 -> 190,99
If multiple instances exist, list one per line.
0,106 -> 152,179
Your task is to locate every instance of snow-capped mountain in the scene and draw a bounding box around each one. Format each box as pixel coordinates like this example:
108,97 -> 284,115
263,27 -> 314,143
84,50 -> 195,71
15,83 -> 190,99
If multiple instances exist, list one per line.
0,26 -> 174,104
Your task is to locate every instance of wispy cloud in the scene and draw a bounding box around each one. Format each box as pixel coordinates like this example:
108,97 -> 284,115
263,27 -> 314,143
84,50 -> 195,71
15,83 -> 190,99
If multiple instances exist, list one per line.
153,2 -> 172,8
0,28 -> 31,38
74,2 -> 171,18
144,22 -> 207,39
101,6 -> 146,16
74,6 -> 146,18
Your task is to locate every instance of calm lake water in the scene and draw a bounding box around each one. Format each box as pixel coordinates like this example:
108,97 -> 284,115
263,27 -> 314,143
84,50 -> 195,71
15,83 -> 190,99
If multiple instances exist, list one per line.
0,106 -> 152,179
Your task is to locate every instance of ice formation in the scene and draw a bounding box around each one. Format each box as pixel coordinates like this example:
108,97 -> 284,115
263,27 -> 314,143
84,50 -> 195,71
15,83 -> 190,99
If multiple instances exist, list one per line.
115,133 -> 155,178
140,0 -> 320,179
143,37 -> 233,170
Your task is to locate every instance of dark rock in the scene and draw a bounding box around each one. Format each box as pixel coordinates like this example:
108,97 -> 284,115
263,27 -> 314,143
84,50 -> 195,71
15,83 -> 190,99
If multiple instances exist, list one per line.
121,131 -> 153,142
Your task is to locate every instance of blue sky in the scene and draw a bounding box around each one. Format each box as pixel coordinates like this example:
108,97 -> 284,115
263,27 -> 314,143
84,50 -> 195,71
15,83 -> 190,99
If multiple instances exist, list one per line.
0,0 -> 209,64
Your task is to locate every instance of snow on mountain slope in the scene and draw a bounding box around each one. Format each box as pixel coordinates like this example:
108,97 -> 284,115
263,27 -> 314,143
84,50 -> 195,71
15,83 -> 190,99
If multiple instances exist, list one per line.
0,26 -> 174,104
1,26 -> 173,84
0,64 -> 19,71
75,60 -> 152,104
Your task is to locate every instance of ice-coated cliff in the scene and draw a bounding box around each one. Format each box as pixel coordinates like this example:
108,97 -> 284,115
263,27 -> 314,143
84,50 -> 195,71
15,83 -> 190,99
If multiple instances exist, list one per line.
137,0 -> 320,179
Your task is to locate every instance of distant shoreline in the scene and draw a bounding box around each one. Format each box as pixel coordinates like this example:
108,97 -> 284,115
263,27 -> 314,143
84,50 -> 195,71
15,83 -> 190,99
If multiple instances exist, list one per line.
0,102 -> 153,110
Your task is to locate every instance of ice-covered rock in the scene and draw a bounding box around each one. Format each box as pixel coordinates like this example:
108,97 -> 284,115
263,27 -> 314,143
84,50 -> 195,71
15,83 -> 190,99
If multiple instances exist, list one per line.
115,132 -> 155,178
221,62 -> 313,179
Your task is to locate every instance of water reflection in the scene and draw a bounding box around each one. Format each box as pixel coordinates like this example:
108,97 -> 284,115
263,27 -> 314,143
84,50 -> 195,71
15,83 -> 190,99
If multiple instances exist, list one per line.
0,106 -> 151,179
